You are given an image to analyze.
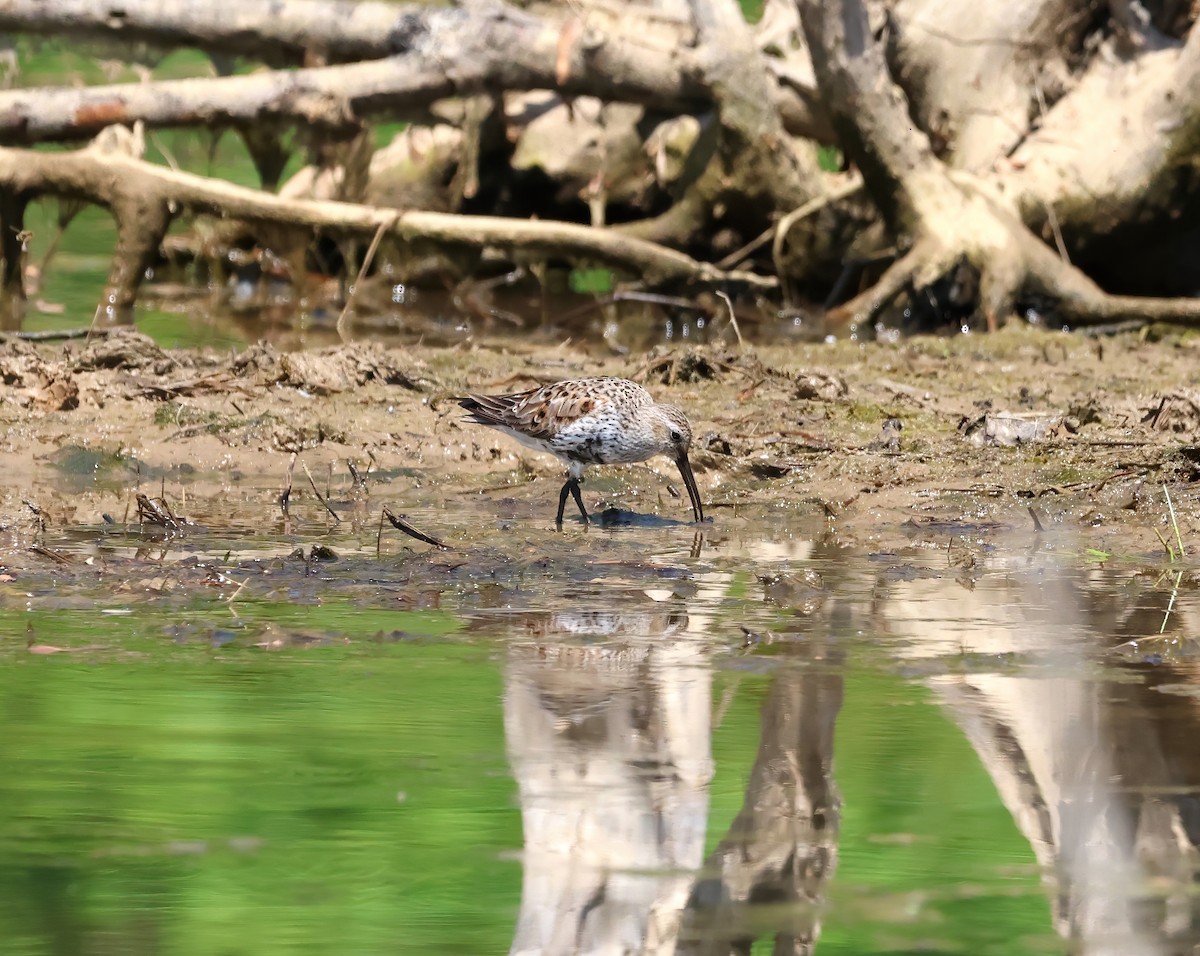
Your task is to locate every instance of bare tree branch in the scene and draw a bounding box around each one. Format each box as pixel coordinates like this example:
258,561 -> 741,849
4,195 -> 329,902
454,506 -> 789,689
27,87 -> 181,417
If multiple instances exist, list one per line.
0,146 -> 775,318
0,0 -> 830,144
798,0 -> 942,234
0,0 -> 408,63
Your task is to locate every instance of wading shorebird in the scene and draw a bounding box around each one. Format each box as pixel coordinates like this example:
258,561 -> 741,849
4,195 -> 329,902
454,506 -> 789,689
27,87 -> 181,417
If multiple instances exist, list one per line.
457,376 -> 705,528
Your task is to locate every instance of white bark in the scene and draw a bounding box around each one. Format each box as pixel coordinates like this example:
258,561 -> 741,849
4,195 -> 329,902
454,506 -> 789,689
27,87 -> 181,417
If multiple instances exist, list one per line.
892,0 -> 1081,171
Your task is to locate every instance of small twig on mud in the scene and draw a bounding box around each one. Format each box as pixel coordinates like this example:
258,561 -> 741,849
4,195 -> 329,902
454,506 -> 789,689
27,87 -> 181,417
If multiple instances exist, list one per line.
85,298 -> 105,344
136,492 -> 183,531
224,577 -> 251,604
1164,483 -> 1185,559
135,371 -> 252,400
382,507 -> 451,550
22,499 -> 48,533
0,327 -> 112,342
1153,526 -> 1176,561
628,347 -> 748,385
302,461 -> 341,523
29,544 -> 72,564
736,378 -> 765,401
280,452 -> 297,518
1161,570 -> 1183,635
336,212 -> 400,343
1028,507 -> 1045,533
716,290 -> 744,348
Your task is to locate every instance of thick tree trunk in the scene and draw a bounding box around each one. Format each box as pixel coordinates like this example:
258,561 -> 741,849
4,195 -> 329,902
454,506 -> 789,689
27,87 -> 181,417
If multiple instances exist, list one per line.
797,0 -> 1200,329
0,190 -> 29,330
887,0 -> 1200,292
890,0 -> 1084,171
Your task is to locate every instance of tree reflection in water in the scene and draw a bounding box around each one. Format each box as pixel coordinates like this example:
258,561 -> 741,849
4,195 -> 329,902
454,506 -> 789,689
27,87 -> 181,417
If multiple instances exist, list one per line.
499,547 -> 1200,955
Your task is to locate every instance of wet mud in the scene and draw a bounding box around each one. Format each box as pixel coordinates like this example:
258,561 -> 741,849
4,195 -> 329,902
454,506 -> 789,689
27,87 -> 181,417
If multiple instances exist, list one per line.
2,325 -> 1197,566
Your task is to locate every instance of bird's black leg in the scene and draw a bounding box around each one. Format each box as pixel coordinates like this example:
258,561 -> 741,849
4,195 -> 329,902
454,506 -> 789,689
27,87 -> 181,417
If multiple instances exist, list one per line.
556,476 -> 589,529
569,478 -> 589,523
556,480 -> 570,528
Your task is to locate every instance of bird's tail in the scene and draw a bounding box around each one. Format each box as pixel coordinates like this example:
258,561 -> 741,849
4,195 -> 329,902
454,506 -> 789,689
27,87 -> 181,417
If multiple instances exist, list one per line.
455,394 -> 514,428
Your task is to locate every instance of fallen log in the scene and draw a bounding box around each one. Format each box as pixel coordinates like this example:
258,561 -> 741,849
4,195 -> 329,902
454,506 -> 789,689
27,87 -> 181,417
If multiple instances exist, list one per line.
0,0 -> 830,145
0,146 -> 775,321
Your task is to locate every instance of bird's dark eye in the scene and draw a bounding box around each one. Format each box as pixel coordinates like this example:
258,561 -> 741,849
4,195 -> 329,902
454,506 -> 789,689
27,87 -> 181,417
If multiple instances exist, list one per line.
670,429 -> 683,443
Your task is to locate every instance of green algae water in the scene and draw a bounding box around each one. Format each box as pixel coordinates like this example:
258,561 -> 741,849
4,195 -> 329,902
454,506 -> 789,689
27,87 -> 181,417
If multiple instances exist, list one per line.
2,503 -> 1192,956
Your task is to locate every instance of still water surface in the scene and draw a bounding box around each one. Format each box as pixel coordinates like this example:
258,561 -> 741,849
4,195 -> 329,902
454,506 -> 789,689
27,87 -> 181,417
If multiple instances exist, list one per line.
2,493 -> 1196,955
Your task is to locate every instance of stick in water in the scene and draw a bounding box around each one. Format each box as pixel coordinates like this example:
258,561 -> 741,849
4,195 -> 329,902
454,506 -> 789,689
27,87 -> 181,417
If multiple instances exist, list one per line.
382,507 -> 451,550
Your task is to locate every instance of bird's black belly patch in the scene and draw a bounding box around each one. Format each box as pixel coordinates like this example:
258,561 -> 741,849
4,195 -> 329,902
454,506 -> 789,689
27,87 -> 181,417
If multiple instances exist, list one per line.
566,435 -> 606,465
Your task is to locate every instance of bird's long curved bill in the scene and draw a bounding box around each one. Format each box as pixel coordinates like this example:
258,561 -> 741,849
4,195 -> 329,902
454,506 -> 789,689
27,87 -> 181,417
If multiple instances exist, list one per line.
675,453 -> 705,523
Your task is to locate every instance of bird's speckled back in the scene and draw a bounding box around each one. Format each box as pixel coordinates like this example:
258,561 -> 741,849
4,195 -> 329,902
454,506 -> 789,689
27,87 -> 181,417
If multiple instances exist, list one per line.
458,376 -> 692,466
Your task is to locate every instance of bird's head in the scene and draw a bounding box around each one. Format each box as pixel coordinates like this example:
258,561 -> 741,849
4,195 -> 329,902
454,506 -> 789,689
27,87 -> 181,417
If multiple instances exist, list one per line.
653,403 -> 694,457
652,403 -> 703,523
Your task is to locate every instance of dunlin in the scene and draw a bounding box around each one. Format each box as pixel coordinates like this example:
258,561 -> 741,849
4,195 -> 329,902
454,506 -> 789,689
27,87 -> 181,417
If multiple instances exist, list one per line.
457,376 -> 705,527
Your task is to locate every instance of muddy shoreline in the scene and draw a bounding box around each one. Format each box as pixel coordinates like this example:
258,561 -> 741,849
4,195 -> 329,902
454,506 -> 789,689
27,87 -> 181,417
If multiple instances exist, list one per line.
1,327 -> 1197,559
